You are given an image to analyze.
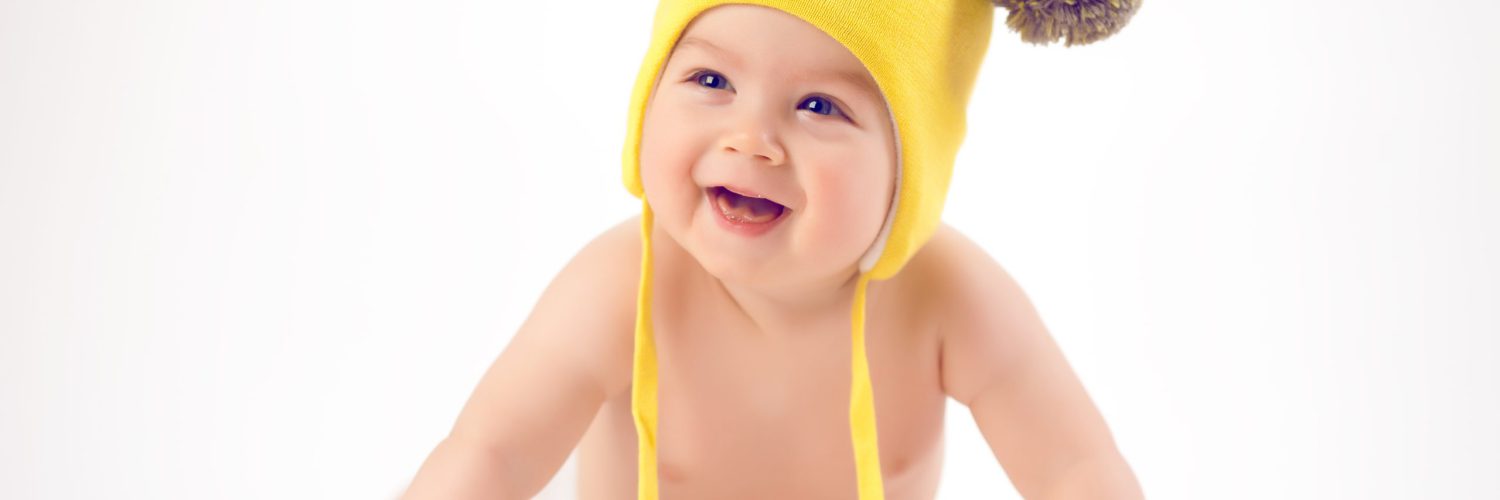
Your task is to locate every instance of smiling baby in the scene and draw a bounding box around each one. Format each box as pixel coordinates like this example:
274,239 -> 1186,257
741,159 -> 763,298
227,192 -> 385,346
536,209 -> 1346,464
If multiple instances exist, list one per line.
402,1 -> 1143,499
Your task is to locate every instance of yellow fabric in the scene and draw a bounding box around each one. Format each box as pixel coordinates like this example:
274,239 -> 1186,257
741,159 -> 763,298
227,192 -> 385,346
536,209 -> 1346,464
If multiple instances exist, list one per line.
620,1 -> 995,498
848,271 -> 881,498
631,199 -> 661,500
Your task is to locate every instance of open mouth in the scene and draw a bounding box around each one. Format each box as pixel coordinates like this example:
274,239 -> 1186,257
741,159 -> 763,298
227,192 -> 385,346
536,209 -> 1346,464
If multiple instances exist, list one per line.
707,185 -> 787,225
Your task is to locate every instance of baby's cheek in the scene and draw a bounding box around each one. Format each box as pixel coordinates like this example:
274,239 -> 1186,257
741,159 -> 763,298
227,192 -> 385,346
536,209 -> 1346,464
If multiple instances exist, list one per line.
821,161 -> 893,254
801,170 -> 882,248
638,117 -> 681,188
812,158 -> 886,213
639,135 -> 703,237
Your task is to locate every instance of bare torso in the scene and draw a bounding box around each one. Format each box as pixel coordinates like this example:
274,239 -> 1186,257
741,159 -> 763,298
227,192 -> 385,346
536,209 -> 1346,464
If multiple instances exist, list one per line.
575,217 -> 953,499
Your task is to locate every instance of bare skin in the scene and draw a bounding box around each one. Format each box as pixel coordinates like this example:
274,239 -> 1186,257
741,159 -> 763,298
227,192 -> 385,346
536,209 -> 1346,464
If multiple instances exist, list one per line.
402,4 -> 1141,500
401,216 -> 1142,500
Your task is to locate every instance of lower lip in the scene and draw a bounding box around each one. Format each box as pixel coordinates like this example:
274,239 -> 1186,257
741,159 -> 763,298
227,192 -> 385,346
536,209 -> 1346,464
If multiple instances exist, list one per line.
707,188 -> 788,237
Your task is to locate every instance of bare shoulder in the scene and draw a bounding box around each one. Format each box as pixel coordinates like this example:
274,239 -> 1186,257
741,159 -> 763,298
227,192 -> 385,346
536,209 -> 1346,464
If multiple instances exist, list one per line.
906,222 -> 998,281
418,214 -> 647,496
897,222 -> 1013,317
548,214 -> 643,397
916,224 -> 1139,498
905,223 -> 1046,402
461,214 -> 643,429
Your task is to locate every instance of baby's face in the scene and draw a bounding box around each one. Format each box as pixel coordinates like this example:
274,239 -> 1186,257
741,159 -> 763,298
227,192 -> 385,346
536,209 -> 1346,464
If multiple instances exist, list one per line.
639,4 -> 897,290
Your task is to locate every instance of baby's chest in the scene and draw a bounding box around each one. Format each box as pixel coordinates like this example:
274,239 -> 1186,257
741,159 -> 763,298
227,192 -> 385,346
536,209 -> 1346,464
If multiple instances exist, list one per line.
653,344 -> 856,497
647,311 -> 948,498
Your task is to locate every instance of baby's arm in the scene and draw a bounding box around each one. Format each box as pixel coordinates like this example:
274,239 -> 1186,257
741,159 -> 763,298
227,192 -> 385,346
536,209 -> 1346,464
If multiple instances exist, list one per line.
934,227 -> 1144,500
402,218 -> 640,500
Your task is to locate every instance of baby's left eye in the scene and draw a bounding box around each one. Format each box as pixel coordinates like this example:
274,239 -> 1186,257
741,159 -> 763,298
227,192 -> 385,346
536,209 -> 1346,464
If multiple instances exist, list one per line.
798,96 -> 847,119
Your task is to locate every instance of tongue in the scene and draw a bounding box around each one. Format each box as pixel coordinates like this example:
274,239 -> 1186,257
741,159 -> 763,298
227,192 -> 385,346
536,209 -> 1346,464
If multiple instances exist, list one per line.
716,189 -> 784,223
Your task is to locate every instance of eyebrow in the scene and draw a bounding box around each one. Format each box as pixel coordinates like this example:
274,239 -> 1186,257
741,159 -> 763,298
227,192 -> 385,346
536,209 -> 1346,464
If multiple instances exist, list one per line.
675,36 -> 884,102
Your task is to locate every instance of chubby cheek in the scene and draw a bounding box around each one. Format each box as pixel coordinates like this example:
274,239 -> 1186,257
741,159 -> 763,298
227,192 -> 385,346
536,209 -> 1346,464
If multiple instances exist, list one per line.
638,106 -> 703,235
797,149 -> 894,268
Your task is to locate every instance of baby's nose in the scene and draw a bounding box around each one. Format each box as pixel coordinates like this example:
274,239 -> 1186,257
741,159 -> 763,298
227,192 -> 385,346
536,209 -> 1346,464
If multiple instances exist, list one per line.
719,127 -> 785,165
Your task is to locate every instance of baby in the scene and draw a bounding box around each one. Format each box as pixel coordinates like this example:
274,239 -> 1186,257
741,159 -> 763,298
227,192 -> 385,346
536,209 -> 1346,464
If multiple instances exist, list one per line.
403,1 -> 1142,499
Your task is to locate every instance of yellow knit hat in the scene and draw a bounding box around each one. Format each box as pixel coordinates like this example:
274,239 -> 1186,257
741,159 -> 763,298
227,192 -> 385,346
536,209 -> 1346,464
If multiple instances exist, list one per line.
619,1 -> 1138,498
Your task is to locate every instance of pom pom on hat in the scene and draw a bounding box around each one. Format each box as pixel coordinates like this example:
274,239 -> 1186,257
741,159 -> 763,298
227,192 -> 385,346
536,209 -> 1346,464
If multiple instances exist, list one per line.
993,0 -> 1140,47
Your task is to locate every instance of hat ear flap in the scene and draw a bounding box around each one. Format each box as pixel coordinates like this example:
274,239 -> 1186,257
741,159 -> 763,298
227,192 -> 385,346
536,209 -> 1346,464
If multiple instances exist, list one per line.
992,0 -> 1141,47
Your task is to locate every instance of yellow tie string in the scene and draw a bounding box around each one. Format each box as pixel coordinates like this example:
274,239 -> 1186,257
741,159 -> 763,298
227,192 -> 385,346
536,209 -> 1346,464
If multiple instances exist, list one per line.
850,272 -> 885,499
629,202 -> 885,499
631,201 -> 661,500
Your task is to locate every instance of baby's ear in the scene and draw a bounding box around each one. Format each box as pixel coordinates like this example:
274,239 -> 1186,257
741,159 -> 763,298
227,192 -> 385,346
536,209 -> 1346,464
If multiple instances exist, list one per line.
991,0 -> 1141,47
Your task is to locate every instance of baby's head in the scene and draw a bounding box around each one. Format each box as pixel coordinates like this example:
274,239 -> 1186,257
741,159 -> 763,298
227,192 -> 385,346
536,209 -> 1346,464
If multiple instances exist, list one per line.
617,2 -> 1141,496
638,4 -> 897,292
620,0 -> 1141,292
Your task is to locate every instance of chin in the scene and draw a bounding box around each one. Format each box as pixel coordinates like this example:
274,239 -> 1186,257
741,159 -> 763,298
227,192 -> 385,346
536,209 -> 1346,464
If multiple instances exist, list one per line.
686,234 -> 777,286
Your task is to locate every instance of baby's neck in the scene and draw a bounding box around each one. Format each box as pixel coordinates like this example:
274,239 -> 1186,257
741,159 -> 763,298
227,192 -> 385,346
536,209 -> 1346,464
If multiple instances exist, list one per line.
710,268 -> 866,339
651,220 -> 871,338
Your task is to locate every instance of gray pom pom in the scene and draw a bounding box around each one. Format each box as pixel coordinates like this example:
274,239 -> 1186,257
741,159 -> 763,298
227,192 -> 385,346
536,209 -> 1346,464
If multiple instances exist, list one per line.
992,0 -> 1140,47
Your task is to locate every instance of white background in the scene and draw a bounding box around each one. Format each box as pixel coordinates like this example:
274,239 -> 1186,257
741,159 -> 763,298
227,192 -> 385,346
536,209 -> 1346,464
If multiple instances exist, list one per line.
2,0 -> 1497,498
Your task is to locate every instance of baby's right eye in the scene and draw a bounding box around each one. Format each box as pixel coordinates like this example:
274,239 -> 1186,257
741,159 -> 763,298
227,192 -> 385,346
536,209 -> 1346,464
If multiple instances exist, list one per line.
688,70 -> 732,91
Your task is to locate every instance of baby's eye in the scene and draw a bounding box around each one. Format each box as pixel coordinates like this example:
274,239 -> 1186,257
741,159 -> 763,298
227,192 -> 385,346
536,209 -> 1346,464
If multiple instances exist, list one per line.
798,96 -> 847,120
690,70 -> 732,90
687,70 -> 849,122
